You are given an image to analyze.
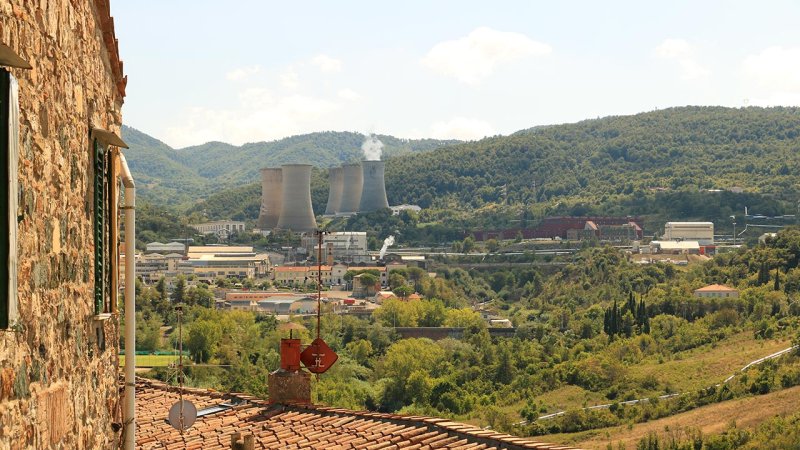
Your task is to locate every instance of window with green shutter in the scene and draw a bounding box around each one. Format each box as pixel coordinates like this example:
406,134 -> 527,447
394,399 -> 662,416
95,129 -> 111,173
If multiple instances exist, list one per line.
92,138 -> 113,315
1,68 -> 19,329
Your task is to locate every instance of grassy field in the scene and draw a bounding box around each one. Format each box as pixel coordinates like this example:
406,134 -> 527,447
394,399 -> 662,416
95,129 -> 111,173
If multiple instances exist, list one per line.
627,332 -> 789,394
119,354 -> 179,367
545,385 -> 800,449
484,332 -> 789,427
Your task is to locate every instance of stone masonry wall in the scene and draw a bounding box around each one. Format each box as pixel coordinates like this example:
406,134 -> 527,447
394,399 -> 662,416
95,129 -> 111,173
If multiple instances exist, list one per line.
0,1 -> 125,449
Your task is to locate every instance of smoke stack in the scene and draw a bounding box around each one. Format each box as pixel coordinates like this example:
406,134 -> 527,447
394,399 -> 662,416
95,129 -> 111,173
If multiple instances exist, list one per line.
257,168 -> 283,229
358,160 -> 389,212
276,164 -> 317,232
324,167 -> 344,215
338,163 -> 363,214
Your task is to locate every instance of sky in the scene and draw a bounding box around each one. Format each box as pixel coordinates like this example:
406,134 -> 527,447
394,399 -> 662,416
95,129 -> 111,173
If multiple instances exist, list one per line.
113,1 -> 800,148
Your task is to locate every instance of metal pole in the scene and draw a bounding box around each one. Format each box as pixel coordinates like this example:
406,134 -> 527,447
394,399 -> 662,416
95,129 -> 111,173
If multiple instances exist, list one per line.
119,153 -> 136,450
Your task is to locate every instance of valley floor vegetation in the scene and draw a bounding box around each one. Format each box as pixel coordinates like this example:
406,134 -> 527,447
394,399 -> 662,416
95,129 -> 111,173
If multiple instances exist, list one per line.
126,227 -> 800,448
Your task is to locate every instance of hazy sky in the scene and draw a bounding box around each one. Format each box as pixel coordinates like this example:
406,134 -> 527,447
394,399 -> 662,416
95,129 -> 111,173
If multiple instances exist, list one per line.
113,1 -> 800,148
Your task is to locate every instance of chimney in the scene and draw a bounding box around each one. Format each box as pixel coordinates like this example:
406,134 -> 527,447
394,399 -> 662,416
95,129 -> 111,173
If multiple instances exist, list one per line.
358,160 -> 389,213
324,167 -> 344,215
276,164 -> 317,232
230,432 -> 255,450
257,168 -> 282,230
326,242 -> 334,266
338,163 -> 363,214
268,338 -> 311,404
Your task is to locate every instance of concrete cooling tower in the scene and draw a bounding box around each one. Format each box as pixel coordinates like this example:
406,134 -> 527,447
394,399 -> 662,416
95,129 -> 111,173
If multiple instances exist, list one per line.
324,167 -> 344,215
338,163 -> 363,214
276,164 -> 317,232
358,160 -> 389,212
256,167 -> 283,229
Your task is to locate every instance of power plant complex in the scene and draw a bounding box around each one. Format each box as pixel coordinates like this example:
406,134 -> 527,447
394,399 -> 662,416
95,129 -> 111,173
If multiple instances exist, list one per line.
257,160 -> 390,232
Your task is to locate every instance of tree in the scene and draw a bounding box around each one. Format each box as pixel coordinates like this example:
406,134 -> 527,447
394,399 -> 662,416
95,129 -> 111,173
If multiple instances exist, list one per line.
393,285 -> 413,299
774,267 -> 781,291
136,312 -> 163,353
171,275 -> 187,304
486,238 -> 500,253
187,284 -> 215,308
186,319 -> 222,363
388,272 -> 407,290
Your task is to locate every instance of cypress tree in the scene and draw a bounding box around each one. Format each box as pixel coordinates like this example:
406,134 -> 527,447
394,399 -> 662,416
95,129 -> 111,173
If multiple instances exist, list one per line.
774,267 -> 781,291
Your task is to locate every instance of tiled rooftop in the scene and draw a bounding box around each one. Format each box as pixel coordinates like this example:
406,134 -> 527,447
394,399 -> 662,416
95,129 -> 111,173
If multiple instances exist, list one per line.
133,378 -> 577,450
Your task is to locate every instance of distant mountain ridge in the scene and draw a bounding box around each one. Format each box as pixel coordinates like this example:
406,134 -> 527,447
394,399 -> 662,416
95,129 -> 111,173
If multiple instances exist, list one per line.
121,126 -> 459,207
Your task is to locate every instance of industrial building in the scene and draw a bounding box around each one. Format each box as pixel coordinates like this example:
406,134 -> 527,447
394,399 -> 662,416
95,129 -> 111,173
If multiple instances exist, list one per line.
664,222 -> 714,245
145,241 -> 187,254
190,220 -> 246,235
136,244 -> 271,283
301,231 -> 370,264
470,216 -> 645,242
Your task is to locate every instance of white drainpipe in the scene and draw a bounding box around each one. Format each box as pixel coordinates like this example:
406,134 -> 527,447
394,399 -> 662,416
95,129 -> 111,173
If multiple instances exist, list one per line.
119,152 -> 136,450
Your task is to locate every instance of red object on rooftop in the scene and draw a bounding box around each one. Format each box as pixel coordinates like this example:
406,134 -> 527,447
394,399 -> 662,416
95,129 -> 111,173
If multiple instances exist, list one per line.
280,338 -> 302,371
300,338 -> 338,374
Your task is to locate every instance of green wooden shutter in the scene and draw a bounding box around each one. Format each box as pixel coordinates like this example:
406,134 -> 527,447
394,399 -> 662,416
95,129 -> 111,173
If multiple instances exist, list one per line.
93,138 -> 106,315
0,69 -> 9,328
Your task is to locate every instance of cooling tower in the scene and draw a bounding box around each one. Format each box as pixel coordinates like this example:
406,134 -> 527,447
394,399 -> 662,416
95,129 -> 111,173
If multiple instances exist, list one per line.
339,163 -> 363,214
276,164 -> 318,232
324,167 -> 344,215
358,160 -> 389,212
257,168 -> 283,229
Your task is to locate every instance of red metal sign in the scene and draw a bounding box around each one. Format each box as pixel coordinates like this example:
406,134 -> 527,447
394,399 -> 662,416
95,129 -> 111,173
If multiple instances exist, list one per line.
300,338 -> 338,374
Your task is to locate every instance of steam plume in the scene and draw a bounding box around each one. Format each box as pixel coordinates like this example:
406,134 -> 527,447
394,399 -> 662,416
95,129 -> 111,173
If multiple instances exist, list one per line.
361,134 -> 384,161
379,235 -> 395,259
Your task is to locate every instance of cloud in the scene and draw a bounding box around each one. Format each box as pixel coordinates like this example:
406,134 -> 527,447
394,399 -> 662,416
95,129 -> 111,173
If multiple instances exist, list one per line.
311,54 -> 343,73
653,38 -> 710,81
743,46 -> 800,91
421,27 -> 552,84
337,88 -> 362,101
163,92 -> 341,147
429,117 -> 496,140
280,67 -> 300,89
225,65 -> 262,81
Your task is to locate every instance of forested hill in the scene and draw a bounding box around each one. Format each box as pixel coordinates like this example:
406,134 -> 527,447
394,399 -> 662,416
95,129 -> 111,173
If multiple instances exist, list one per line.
121,126 -> 459,207
155,107 -> 800,230
386,106 -> 800,208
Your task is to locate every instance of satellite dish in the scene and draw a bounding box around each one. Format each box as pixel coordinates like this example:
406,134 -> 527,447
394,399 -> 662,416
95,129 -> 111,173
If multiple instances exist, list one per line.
168,400 -> 197,431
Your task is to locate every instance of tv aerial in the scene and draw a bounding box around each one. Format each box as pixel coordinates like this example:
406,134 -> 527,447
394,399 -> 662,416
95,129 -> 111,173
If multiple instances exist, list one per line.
168,305 -> 196,432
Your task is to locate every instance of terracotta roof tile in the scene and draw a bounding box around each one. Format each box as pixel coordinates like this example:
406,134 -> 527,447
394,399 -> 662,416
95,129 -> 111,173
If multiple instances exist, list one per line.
132,377 -> 580,450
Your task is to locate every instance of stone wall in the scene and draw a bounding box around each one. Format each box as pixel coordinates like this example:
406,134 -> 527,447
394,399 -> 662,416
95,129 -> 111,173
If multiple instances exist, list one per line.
0,1 -> 125,449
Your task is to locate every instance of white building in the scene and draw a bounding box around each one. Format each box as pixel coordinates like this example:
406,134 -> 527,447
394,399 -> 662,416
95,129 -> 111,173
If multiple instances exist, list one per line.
191,220 -> 246,235
664,222 -> 714,245
302,231 -> 370,264
390,204 -> 422,216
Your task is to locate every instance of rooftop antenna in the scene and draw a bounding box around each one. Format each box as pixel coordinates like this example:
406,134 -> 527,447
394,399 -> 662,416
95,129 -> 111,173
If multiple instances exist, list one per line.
168,305 -> 196,433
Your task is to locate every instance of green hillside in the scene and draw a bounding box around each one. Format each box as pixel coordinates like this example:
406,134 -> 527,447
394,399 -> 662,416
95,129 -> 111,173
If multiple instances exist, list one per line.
189,107 -> 800,232
386,106 -> 800,206
121,126 -> 458,208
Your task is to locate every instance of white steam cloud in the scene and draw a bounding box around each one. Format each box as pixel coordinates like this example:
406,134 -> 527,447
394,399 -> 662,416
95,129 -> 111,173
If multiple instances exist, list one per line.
379,235 -> 395,259
361,134 -> 384,161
